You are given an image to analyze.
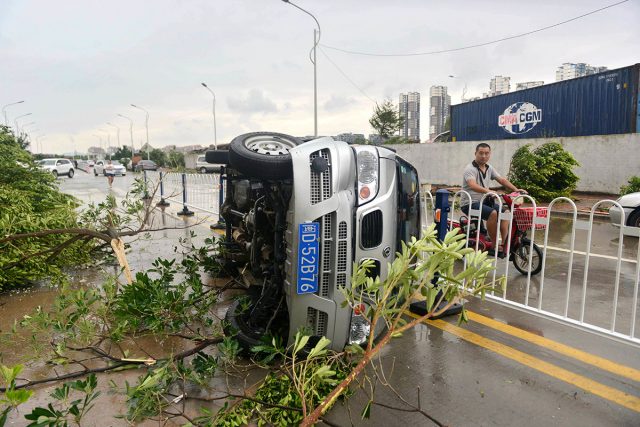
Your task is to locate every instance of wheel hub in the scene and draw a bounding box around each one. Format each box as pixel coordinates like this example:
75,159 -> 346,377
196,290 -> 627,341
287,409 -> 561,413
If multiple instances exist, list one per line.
245,136 -> 297,156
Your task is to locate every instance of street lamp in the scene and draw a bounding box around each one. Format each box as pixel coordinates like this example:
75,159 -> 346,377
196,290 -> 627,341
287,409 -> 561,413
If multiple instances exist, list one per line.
201,82 -> 218,149
2,100 -> 24,126
130,104 -> 150,160
282,0 -> 321,137
107,122 -> 120,148
99,129 -> 112,159
448,75 -> 468,102
36,135 -> 46,154
117,114 -> 135,168
14,112 -> 32,134
93,134 -> 104,158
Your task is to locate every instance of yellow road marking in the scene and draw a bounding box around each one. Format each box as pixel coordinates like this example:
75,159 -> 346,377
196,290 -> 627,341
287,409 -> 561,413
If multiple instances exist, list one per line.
466,311 -> 640,383
406,312 -> 640,413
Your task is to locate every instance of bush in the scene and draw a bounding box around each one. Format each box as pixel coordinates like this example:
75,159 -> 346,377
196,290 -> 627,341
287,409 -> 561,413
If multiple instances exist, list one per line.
620,176 -> 640,196
0,126 -> 87,290
508,142 -> 579,202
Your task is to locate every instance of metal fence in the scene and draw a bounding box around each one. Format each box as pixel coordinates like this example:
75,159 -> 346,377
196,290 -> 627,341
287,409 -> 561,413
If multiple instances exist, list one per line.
421,189 -> 640,348
144,171 -> 222,217
137,172 -> 640,347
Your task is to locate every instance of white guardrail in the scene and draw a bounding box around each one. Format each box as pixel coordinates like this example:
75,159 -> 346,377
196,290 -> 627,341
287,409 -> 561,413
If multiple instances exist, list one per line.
420,189 -> 640,348
137,174 -> 640,347
144,171 -> 222,217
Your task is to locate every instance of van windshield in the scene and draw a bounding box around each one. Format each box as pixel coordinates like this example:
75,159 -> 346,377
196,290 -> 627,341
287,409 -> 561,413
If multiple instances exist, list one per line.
396,157 -> 421,251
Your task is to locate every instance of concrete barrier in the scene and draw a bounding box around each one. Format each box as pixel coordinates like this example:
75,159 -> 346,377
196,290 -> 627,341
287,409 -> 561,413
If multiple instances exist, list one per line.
391,133 -> 640,194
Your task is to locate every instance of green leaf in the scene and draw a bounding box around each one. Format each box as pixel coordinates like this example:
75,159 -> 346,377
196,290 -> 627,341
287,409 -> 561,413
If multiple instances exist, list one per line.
360,400 -> 373,419
307,336 -> 331,359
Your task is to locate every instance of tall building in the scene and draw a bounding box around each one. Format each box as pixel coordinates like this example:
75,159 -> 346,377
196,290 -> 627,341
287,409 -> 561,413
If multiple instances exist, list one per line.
555,63 -> 607,81
429,86 -> 450,141
515,81 -> 544,90
490,76 -> 511,96
398,92 -> 420,141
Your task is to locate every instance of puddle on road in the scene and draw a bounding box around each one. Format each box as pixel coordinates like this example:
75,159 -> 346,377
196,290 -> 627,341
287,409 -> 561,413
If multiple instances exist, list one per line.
0,215 -> 253,426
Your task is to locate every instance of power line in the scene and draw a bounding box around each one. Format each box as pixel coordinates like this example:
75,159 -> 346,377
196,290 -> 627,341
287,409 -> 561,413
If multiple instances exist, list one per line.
318,46 -> 377,104
321,0 -> 629,57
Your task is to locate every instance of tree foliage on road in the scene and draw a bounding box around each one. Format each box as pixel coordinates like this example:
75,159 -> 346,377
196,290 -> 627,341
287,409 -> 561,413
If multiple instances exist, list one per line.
0,126 -> 88,291
369,100 -> 404,140
508,142 -> 580,201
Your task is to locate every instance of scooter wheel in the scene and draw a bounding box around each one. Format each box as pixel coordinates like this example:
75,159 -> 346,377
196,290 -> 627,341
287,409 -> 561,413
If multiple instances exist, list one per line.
512,239 -> 543,275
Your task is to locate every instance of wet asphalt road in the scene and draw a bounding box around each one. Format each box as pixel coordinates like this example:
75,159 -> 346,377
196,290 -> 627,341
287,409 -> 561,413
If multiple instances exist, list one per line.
3,169 -> 637,426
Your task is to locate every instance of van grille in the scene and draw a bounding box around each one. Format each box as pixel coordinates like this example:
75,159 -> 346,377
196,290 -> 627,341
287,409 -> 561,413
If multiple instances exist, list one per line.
361,210 -> 383,248
306,307 -> 328,337
315,214 -> 334,297
310,150 -> 332,205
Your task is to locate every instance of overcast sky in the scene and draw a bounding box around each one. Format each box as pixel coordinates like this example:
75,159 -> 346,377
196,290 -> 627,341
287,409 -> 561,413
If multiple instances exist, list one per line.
1,0 -> 638,153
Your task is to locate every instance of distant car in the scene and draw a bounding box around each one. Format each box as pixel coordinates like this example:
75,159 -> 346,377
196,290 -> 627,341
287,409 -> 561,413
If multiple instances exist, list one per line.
196,155 -> 223,174
609,192 -> 640,230
134,160 -> 158,172
94,160 -> 126,176
38,158 -> 74,178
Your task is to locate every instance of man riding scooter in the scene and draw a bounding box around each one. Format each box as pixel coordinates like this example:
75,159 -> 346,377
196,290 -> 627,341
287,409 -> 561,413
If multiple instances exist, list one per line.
461,143 -> 527,258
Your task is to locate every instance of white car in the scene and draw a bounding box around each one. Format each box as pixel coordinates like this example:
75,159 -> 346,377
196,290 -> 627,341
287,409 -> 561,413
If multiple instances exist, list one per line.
94,160 -> 126,176
609,191 -> 640,233
39,158 -> 74,178
196,155 -> 223,174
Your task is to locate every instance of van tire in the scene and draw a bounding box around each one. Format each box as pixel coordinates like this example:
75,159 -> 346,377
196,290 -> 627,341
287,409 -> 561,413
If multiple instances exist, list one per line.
224,299 -> 265,353
228,132 -> 302,180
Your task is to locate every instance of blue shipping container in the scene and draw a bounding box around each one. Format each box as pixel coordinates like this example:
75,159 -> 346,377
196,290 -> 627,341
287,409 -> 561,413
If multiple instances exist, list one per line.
451,63 -> 639,142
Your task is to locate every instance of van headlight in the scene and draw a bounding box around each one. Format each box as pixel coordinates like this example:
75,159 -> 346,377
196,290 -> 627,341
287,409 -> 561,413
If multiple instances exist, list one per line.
348,303 -> 371,345
356,147 -> 378,205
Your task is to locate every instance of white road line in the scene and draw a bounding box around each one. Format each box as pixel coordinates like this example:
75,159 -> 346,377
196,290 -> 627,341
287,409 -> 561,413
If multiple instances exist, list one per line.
543,245 -> 638,264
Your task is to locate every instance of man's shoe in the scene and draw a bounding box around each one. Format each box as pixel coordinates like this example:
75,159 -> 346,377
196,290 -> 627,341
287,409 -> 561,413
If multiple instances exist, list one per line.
487,249 -> 506,259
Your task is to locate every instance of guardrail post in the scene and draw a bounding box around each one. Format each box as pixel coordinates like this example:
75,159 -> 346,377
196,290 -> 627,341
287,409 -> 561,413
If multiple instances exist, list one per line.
177,173 -> 194,216
141,170 -> 151,200
410,188 -> 462,319
157,171 -> 170,207
210,166 -> 226,230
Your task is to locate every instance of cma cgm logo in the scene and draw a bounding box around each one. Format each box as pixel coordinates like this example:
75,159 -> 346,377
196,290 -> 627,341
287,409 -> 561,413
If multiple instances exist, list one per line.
498,102 -> 542,135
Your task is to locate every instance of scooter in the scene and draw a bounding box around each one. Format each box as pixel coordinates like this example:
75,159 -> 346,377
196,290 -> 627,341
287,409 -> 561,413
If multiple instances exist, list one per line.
451,193 -> 546,275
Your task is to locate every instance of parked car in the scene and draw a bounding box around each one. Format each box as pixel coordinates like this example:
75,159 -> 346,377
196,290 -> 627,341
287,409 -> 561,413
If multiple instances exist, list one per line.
38,158 -> 74,178
208,132 -> 421,352
196,155 -> 223,174
609,192 -> 640,231
94,160 -> 126,176
134,160 -> 158,172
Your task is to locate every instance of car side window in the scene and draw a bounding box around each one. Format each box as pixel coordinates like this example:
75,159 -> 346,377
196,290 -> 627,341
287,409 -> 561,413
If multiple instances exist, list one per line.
56,160 -> 62,165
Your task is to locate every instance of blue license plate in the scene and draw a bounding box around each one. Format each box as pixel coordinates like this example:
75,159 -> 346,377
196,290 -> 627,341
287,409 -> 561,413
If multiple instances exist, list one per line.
297,222 -> 319,294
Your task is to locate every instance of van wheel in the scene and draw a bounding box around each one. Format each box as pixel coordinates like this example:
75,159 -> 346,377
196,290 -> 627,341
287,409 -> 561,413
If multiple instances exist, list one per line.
224,299 -> 266,353
68,169 -> 74,178
52,170 -> 58,178
200,167 -> 207,174
628,209 -> 640,228
229,132 -> 302,180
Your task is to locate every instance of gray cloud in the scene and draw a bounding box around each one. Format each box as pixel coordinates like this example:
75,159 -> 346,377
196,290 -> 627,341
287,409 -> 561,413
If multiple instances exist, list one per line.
323,94 -> 356,112
227,89 -> 278,114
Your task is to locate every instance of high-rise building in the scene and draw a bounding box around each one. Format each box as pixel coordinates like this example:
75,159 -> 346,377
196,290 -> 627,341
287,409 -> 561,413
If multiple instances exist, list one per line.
429,86 -> 450,141
490,76 -> 511,96
515,81 -> 544,90
555,63 -> 607,81
398,92 -> 420,141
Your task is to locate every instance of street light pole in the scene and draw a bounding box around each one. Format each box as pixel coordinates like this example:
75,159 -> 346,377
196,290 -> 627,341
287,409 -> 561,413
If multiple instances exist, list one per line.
14,112 -> 32,134
131,104 -> 150,160
93,134 -> 103,159
2,100 -> 24,126
282,0 -> 321,137
448,75 -> 468,102
201,82 -> 218,149
107,122 -> 120,148
117,114 -> 135,168
100,129 -> 111,159
36,135 -> 46,154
